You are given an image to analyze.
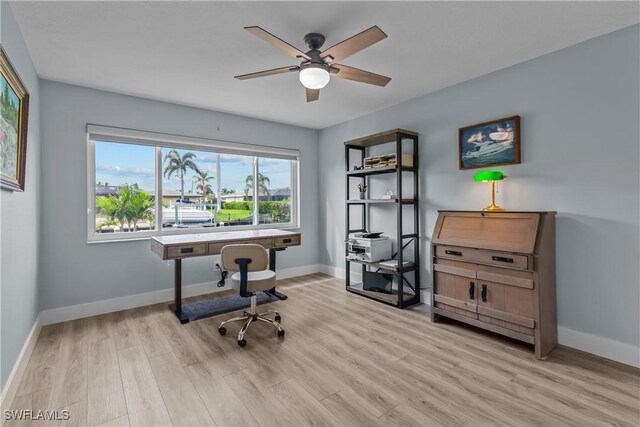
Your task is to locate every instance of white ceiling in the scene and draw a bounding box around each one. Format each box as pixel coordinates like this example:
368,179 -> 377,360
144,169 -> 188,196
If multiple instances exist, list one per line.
9,1 -> 640,129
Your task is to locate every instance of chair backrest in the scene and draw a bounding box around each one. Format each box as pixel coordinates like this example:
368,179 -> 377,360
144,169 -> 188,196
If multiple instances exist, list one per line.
221,244 -> 269,272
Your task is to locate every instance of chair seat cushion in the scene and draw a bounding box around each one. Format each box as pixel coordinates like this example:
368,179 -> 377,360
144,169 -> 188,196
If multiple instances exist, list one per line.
230,270 -> 277,293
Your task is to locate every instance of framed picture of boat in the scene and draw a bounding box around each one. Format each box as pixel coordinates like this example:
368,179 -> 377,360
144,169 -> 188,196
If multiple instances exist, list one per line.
459,115 -> 520,170
1,46 -> 30,191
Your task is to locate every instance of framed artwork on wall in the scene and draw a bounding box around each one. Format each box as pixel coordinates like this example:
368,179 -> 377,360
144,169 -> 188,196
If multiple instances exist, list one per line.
1,45 -> 30,192
459,115 -> 520,170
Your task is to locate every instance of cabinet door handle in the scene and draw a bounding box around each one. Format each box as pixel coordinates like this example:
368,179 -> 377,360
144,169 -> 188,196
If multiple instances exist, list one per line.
446,250 -> 462,256
481,284 -> 488,302
468,282 -> 475,300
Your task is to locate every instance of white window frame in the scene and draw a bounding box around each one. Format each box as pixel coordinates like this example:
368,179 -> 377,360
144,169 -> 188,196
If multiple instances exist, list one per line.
87,124 -> 300,243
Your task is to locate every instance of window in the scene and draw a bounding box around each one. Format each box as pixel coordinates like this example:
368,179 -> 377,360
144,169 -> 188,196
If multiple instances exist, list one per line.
87,125 -> 299,242
94,141 -> 156,233
257,157 -> 293,224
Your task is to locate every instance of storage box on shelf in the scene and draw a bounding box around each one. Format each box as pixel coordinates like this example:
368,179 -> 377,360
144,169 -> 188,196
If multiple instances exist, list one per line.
431,211 -> 557,359
344,129 -> 420,308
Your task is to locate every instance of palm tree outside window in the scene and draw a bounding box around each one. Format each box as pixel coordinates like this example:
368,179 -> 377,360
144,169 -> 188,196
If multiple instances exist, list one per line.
244,172 -> 271,201
163,149 -> 199,201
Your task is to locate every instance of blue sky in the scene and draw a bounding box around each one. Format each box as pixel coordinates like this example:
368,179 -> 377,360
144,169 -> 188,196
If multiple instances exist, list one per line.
95,141 -> 291,194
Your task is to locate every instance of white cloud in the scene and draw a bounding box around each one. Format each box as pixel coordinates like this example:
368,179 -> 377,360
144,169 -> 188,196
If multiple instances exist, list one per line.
96,165 -> 154,176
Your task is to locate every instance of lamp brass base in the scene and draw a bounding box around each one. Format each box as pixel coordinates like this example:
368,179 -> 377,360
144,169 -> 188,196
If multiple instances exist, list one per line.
483,204 -> 505,211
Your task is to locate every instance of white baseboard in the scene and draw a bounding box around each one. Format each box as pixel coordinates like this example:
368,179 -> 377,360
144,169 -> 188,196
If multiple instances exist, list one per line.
319,264 -> 362,282
40,264 -> 322,326
420,289 -> 431,304
277,264 -> 322,280
558,326 -> 640,368
0,314 -> 41,416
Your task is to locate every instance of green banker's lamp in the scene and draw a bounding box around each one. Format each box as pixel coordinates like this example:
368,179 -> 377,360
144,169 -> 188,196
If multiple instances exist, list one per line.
474,171 -> 506,211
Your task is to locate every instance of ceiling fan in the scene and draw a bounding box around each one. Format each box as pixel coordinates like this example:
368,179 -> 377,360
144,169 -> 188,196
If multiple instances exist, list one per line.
234,25 -> 391,102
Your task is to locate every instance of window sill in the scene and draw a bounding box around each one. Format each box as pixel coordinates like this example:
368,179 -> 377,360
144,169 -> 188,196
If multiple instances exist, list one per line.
87,222 -> 300,244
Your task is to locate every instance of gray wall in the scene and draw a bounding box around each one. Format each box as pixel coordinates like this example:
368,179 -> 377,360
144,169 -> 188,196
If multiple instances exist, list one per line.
0,2 -> 41,388
39,81 -> 319,310
319,25 -> 640,347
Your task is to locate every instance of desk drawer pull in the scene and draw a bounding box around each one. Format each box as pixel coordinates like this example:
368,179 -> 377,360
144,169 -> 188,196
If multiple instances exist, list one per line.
492,256 -> 513,263
181,247 -> 194,254
283,238 -> 292,243
446,250 -> 463,256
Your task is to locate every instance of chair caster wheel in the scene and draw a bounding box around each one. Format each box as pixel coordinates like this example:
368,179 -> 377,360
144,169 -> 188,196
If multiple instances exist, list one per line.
237,339 -> 247,347
275,315 -> 281,322
277,330 -> 285,338
218,327 -> 226,335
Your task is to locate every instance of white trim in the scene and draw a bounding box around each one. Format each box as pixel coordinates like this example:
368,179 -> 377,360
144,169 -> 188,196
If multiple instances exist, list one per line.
558,326 -> 640,368
86,124 -> 300,159
0,315 -> 41,416
86,134 -> 95,242
87,224 -> 301,244
319,264 -> 362,282
38,264 -> 322,326
277,264 -> 322,280
420,289 -> 431,304
155,146 -> 163,231
252,157 -> 259,224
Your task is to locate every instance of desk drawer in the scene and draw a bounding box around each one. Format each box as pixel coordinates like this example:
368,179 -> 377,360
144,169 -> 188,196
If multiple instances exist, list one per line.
208,238 -> 273,255
275,235 -> 300,248
473,250 -> 528,270
436,245 -> 528,270
435,245 -> 476,262
167,244 -> 207,259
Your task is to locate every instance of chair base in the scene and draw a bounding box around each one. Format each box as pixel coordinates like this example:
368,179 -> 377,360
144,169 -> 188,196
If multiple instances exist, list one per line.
217,294 -> 284,346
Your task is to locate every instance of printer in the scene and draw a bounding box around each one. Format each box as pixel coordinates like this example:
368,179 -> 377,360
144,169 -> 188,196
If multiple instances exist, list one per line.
347,232 -> 392,263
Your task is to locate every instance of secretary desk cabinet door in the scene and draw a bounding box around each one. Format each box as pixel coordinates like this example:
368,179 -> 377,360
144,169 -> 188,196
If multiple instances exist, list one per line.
433,259 -> 478,319
476,265 -> 536,336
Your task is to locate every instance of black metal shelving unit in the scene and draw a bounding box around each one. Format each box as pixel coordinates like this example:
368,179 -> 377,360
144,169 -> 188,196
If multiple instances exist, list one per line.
344,129 -> 420,308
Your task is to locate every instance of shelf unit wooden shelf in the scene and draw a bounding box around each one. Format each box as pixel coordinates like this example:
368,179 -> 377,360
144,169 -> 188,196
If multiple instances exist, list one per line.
346,282 -> 416,305
346,165 -> 417,177
344,129 -> 420,309
346,198 -> 416,205
346,257 -> 417,272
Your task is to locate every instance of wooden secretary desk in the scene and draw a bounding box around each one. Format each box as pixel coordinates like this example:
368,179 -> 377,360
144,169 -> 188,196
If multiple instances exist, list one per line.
431,211 -> 557,359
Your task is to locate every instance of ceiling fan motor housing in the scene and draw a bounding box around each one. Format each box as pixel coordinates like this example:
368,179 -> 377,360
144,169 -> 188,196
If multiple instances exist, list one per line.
303,33 -> 326,50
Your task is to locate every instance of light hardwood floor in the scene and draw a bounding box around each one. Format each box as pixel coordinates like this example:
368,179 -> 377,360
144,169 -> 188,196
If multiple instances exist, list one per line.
6,273 -> 640,426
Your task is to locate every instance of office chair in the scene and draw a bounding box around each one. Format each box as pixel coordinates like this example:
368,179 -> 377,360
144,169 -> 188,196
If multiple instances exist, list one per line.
217,244 -> 285,347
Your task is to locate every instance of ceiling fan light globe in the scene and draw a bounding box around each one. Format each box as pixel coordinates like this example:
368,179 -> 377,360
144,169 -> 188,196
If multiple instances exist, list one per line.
299,67 -> 330,89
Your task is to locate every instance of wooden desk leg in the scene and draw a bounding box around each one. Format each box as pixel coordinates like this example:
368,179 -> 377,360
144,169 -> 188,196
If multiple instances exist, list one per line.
267,248 -> 288,300
174,259 -> 190,324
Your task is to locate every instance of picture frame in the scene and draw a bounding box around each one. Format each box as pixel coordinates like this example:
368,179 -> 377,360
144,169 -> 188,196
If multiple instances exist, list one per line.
1,45 -> 30,192
458,115 -> 520,170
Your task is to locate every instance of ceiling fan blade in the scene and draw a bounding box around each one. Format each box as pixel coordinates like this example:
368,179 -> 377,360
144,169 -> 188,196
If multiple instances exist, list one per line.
234,66 -> 299,80
306,88 -> 320,102
245,26 -> 311,61
332,64 -> 391,87
321,26 -> 387,63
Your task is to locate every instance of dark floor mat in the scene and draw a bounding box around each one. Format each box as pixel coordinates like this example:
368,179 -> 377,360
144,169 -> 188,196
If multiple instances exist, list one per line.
180,292 -> 279,321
